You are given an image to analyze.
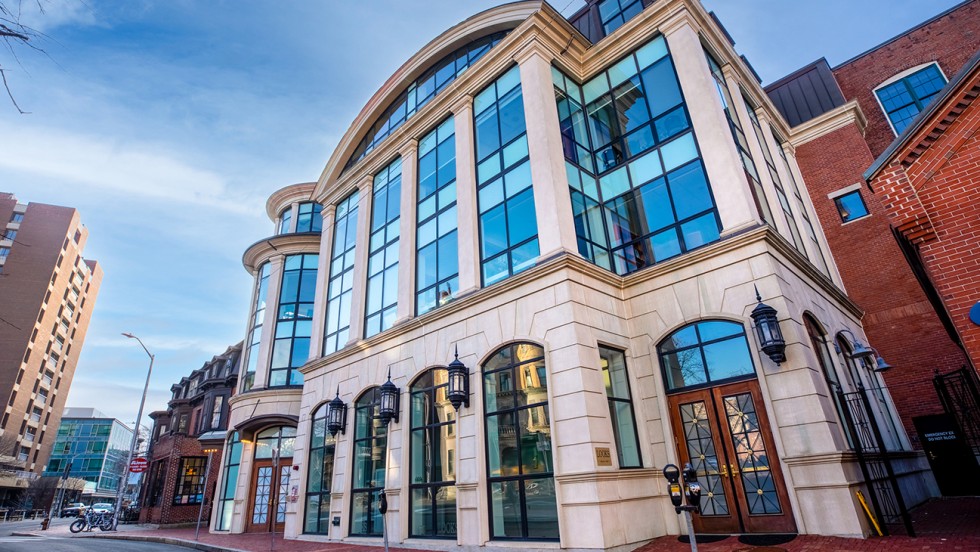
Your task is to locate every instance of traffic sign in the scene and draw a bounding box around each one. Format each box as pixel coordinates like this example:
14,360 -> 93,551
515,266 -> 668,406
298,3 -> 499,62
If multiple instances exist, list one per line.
129,457 -> 149,473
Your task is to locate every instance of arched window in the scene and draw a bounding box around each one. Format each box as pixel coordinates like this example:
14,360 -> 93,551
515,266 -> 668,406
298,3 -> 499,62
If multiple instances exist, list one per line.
305,405 -> 337,534
483,343 -> 558,541
836,335 -> 903,451
804,316 -> 855,448
659,320 -> 755,392
409,368 -> 456,537
350,388 -> 387,537
214,431 -> 242,530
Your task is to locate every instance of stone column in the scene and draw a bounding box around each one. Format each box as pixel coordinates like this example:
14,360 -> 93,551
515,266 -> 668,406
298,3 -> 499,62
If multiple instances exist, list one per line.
396,140 -> 419,323
516,43 -> 579,259
252,254 -> 284,390
308,204 -> 336,360
661,15 -> 760,235
346,176 -> 374,346
453,96 -> 481,295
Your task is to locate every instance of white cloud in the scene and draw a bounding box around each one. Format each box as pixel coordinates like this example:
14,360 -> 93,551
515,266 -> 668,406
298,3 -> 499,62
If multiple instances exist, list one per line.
0,121 -> 264,214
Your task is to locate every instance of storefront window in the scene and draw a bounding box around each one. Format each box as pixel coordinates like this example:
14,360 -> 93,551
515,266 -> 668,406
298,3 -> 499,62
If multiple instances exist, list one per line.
350,388 -> 387,537
215,432 -> 242,530
305,405 -> 337,534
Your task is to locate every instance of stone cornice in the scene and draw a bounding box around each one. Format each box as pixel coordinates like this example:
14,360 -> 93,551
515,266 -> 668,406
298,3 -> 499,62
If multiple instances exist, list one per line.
788,100 -> 868,148
227,386 -> 303,408
265,182 -> 317,220
241,232 -> 321,272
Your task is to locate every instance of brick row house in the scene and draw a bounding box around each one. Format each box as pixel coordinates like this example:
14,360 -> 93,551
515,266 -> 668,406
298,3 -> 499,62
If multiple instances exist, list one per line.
139,343 -> 241,525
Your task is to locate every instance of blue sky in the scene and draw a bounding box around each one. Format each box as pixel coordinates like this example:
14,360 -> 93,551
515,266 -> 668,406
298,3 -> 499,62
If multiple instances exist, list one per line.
0,0 -> 960,426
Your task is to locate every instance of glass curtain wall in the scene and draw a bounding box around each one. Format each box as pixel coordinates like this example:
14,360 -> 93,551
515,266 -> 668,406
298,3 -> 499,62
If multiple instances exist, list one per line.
409,368 -> 457,538
742,95 -> 805,254
475,65 -> 539,286
365,158 -> 401,338
599,347 -> 641,467
350,388 -> 387,537
324,192 -> 359,354
483,343 -> 558,540
416,118 -> 459,315
241,263 -> 270,391
305,405 -> 337,534
705,51 -> 773,226
270,254 -> 318,386
215,432 -> 242,531
554,36 -> 722,276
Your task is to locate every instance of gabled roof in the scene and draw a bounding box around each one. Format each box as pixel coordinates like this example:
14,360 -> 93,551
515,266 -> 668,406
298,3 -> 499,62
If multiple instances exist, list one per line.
865,48 -> 980,181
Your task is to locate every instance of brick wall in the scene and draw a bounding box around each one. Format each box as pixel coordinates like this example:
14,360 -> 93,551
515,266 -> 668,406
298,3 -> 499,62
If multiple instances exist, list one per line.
832,0 -> 980,158
871,76 -> 980,370
140,432 -> 223,525
795,122 -> 967,443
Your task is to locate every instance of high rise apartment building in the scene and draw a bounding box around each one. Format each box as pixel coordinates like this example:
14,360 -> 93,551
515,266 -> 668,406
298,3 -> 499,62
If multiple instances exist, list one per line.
0,193 -> 103,475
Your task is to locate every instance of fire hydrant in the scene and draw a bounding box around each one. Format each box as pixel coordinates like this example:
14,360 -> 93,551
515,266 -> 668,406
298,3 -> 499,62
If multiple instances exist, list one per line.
40,517 -> 50,530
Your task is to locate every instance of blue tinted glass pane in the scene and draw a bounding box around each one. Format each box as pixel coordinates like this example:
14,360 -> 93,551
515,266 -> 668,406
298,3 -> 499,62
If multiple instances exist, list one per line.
419,151 -> 437,198
614,78 -> 649,133
835,191 -> 869,222
437,232 -> 458,281
624,126 -> 655,158
680,213 -> 720,249
483,255 -> 509,286
663,325 -> 698,351
480,204 -> 507,258
497,88 -> 526,146
697,321 -> 743,342
651,228 -> 681,261
702,337 -> 754,381
655,106 -> 689,142
475,110 -> 500,161
417,243 -> 437,288
661,349 -> 706,390
668,162 -> 713,220
639,178 -> 674,233
511,238 -> 539,274
641,58 -> 682,118
506,189 -> 538,246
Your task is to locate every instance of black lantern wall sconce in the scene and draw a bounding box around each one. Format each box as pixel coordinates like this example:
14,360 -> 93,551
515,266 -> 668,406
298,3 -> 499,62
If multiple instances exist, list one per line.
447,345 -> 470,411
838,329 -> 893,372
378,368 -> 400,426
750,286 -> 786,364
326,387 -> 348,436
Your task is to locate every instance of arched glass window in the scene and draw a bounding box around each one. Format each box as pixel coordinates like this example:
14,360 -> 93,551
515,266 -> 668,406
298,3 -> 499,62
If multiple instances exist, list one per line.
305,405 -> 337,534
659,320 -> 755,392
836,335 -> 903,452
409,368 -> 456,538
804,316 -> 855,448
254,426 -> 296,459
296,202 -> 323,233
350,388 -> 387,537
483,343 -> 558,541
214,431 -> 242,531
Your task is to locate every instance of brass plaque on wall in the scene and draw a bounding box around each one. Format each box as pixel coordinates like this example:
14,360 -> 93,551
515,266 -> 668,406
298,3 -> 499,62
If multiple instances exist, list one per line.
595,447 -> 612,466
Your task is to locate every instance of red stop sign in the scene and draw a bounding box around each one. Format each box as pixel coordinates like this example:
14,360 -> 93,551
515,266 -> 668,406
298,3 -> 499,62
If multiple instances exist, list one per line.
129,457 -> 149,473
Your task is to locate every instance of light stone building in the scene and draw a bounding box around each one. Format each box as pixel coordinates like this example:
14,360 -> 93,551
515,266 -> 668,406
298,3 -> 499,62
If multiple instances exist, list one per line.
216,1 -> 937,549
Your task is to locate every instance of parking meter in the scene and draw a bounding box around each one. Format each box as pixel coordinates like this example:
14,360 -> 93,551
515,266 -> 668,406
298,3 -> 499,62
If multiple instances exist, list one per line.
378,491 -> 388,515
663,464 -> 684,511
682,463 -> 702,514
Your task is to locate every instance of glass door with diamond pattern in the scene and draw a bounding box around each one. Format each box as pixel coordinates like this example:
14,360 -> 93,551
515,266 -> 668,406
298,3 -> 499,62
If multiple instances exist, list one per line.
667,380 -> 795,534
246,459 -> 291,533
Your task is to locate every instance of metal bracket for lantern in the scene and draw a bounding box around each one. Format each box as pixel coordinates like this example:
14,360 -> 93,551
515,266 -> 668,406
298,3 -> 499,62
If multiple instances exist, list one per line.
447,346 -> 470,411
750,286 -> 786,365
839,328 -> 893,372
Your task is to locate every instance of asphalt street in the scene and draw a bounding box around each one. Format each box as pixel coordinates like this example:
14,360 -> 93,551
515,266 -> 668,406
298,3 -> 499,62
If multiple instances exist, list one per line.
0,517 -> 73,535
0,535 -> 194,551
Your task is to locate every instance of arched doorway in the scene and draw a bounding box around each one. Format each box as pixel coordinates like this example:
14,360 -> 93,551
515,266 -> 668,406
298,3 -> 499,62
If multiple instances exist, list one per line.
246,426 -> 296,533
659,320 -> 795,534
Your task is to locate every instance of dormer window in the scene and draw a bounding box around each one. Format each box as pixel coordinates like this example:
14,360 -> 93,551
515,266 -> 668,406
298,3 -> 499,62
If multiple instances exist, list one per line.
874,62 -> 947,135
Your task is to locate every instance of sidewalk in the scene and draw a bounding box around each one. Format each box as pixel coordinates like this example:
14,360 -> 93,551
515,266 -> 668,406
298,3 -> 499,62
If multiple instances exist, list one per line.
12,498 -> 980,552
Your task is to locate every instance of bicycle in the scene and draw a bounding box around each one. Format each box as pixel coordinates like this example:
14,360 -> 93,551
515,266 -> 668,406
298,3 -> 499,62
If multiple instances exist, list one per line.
69,509 -> 114,533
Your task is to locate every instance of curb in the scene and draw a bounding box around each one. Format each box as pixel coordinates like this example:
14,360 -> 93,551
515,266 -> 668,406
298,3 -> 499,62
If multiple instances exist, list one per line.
81,533 -> 250,552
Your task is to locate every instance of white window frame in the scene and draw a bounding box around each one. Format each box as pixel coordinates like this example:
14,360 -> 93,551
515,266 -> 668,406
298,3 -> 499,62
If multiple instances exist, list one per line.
872,61 -> 948,136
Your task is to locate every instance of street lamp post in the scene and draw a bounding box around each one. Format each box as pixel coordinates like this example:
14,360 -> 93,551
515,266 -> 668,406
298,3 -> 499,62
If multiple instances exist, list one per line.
113,332 -> 155,530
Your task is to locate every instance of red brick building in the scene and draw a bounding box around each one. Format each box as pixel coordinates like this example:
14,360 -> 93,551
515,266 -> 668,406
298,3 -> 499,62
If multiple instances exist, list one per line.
866,51 -> 980,375
0,193 -> 102,505
140,343 -> 240,525
764,1 -> 980,445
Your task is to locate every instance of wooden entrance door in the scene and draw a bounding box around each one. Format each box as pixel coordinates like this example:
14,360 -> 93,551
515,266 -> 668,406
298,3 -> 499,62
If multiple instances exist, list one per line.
667,379 -> 795,534
246,459 -> 291,533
